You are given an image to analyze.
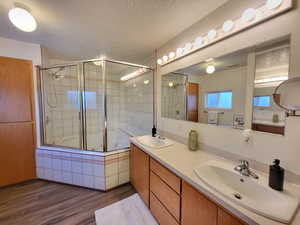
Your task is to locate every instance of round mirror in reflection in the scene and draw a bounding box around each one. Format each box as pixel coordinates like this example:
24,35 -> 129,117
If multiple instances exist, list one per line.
273,77 -> 300,116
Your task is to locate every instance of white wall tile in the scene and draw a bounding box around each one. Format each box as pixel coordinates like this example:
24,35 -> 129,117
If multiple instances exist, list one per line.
36,167 -> 45,179
83,175 -> 94,188
94,176 -> 105,190
72,173 -> 84,186
118,171 -> 129,185
44,168 -> 53,180
106,175 -> 118,190
62,171 -> 73,184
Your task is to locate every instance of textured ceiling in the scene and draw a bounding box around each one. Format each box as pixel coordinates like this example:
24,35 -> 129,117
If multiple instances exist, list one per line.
0,0 -> 228,63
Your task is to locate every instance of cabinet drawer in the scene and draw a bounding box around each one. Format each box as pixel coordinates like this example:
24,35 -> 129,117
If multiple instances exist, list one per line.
150,192 -> 179,225
150,172 -> 180,221
150,158 -> 181,194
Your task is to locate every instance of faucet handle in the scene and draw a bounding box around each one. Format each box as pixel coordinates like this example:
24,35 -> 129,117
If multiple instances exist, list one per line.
239,160 -> 249,167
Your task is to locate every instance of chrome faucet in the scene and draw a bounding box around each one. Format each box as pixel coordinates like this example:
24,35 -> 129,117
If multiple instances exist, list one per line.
234,160 -> 259,179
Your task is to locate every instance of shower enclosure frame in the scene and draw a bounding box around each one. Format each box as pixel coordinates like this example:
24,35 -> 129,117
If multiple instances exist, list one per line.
37,58 -> 154,152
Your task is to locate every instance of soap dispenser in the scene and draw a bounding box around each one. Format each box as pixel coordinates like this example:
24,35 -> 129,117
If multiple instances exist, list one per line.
269,159 -> 284,191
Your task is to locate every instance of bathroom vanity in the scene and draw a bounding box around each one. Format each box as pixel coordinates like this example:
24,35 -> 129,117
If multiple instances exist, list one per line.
130,137 -> 300,225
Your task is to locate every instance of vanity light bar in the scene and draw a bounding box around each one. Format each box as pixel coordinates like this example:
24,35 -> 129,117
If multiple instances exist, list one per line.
120,68 -> 148,81
254,76 -> 288,84
157,0 -> 292,66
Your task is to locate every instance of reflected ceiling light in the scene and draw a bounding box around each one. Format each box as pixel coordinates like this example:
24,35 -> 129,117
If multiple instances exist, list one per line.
206,65 -> 215,74
183,42 -> 192,54
94,61 -> 102,66
133,83 -> 137,88
120,68 -> 147,81
169,52 -> 175,59
157,58 -> 163,65
8,7 -> 37,32
144,79 -> 150,85
194,36 -> 204,48
207,29 -> 217,40
266,0 -> 283,10
242,8 -> 256,23
222,20 -> 234,33
168,82 -> 174,87
162,55 -> 169,62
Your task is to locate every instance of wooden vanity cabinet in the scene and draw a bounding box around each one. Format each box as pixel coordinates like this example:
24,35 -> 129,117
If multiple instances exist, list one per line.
182,181 -> 218,225
130,144 -> 249,225
130,144 -> 150,206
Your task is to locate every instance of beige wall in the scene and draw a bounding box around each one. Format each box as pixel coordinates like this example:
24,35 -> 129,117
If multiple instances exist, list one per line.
0,36 -> 42,147
156,0 -> 300,175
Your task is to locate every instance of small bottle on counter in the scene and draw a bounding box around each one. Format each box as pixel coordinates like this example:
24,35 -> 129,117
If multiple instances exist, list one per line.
269,159 -> 285,191
188,130 -> 198,151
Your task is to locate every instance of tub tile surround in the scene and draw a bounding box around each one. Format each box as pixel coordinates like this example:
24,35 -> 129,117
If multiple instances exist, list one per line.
130,136 -> 300,225
36,148 -> 130,191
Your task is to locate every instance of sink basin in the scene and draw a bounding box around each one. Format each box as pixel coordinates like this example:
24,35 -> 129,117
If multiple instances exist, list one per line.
136,135 -> 174,149
194,160 -> 300,224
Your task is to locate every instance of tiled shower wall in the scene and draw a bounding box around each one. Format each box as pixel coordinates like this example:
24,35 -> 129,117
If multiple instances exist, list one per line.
36,148 -> 130,190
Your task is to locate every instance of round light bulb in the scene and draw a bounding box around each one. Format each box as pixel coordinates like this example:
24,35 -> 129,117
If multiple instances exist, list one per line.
206,65 -> 215,74
194,36 -> 204,48
162,55 -> 168,62
168,82 -> 174,87
8,7 -> 37,32
183,42 -> 192,54
144,80 -> 150,85
157,58 -> 163,65
169,52 -> 175,59
266,0 -> 283,10
242,8 -> 256,23
222,20 -> 234,33
207,29 -> 217,40
176,48 -> 183,57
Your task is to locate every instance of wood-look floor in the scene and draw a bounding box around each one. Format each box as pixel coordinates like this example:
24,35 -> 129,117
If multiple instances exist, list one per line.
0,180 -> 135,225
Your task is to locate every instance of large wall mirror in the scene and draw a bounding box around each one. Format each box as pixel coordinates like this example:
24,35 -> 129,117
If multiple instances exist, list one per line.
161,37 -> 290,135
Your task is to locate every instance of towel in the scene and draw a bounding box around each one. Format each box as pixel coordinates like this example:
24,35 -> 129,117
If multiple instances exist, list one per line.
208,111 -> 218,124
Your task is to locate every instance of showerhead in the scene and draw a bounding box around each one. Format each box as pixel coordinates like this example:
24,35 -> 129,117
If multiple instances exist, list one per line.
49,67 -> 66,80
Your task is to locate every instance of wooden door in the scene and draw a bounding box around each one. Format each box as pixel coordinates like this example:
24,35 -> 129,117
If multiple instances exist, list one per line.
187,83 -> 199,122
0,56 -> 36,186
130,144 -> 150,206
181,181 -> 218,225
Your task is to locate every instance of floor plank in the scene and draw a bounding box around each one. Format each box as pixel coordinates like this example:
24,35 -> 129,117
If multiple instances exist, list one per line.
0,180 -> 135,225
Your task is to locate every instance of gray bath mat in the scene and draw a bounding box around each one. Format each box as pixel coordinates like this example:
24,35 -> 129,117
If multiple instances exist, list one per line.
95,194 -> 158,225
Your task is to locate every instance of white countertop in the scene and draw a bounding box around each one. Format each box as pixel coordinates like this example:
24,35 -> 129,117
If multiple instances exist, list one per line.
130,136 -> 300,225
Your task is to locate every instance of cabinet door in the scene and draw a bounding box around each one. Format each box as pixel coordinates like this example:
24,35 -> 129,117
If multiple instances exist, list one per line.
182,181 -> 218,225
218,208 -> 244,225
130,144 -> 150,206
0,56 -> 33,122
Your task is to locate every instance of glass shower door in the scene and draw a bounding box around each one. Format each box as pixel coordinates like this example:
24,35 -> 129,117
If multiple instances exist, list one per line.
83,61 -> 104,151
41,65 -> 82,149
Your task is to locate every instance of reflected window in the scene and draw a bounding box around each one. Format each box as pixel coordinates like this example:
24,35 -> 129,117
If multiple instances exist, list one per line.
253,95 -> 271,107
206,91 -> 232,109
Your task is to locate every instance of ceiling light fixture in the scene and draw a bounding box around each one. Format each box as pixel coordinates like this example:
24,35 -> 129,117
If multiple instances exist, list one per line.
206,65 -> 216,74
144,80 -> 150,85
254,76 -> 288,84
222,20 -> 234,33
242,8 -> 256,23
168,82 -> 174,87
266,0 -> 283,10
8,7 -> 37,32
120,68 -> 147,81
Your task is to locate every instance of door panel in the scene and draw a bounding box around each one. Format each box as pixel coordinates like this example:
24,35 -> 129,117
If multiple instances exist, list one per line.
187,83 -> 199,122
0,56 -> 36,186
0,57 -> 33,122
0,123 -> 36,186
